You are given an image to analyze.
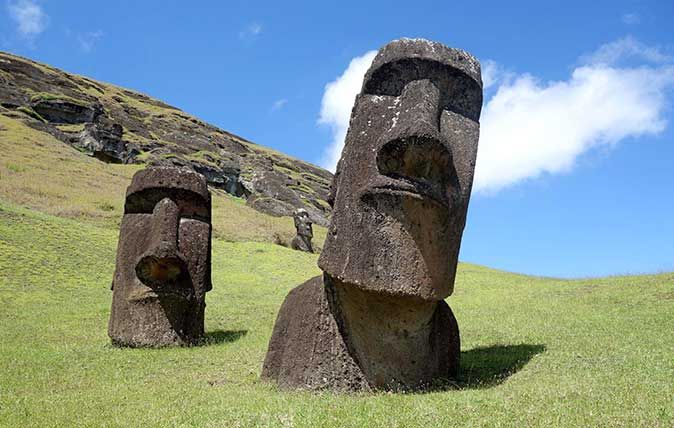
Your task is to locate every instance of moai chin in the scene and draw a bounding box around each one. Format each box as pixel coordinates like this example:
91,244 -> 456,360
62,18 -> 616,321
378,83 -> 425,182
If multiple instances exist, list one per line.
262,38 -> 482,391
108,167 -> 212,347
290,208 -> 314,253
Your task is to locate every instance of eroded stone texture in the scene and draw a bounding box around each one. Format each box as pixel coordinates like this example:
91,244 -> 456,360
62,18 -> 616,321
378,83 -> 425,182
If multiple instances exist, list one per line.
290,208 -> 314,253
262,38 -> 482,391
108,167 -> 212,347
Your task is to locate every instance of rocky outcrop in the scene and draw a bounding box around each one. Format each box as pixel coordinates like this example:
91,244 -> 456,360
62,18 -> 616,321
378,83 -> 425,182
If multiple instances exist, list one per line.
0,51 -> 333,223
148,154 -> 249,197
31,97 -> 102,124
77,116 -> 139,163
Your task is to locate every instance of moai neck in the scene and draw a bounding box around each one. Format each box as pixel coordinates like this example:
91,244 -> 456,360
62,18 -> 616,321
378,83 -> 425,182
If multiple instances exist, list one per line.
327,275 -> 439,390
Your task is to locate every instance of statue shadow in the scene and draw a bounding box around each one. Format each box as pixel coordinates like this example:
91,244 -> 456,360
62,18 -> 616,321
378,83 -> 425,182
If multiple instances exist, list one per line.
454,343 -> 546,389
199,329 -> 248,346
385,344 -> 546,394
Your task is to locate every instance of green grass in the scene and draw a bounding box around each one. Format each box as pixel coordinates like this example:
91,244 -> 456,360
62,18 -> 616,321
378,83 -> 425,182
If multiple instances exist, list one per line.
29,92 -> 90,107
55,123 -> 86,133
15,106 -> 47,123
0,202 -> 672,427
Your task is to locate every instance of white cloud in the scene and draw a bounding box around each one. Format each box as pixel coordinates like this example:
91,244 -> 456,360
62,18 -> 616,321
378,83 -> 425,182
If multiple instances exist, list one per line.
271,98 -> 287,111
581,36 -> 670,66
475,64 -> 674,192
318,50 -> 377,170
7,0 -> 47,38
239,22 -> 262,39
475,39 -> 674,193
77,30 -> 103,53
622,13 -> 641,25
481,59 -> 504,89
317,39 -> 674,194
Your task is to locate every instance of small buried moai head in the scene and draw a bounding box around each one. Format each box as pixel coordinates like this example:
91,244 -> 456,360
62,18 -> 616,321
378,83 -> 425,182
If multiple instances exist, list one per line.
319,39 -> 483,300
108,167 -> 212,347
291,208 -> 314,253
293,208 -> 313,238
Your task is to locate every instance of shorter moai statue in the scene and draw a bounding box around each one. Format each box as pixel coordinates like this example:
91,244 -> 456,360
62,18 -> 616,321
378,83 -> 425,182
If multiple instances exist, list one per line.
262,38 -> 482,391
290,208 -> 314,253
109,167 -> 212,347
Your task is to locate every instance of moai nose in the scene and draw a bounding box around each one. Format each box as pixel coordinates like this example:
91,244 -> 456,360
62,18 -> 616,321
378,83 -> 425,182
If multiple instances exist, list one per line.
135,198 -> 188,288
398,79 -> 442,139
152,197 -> 180,245
377,79 -> 451,186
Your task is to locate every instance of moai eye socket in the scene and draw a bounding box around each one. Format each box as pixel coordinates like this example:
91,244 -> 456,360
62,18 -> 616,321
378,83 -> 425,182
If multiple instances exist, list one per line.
363,59 -> 482,121
125,189 -> 210,222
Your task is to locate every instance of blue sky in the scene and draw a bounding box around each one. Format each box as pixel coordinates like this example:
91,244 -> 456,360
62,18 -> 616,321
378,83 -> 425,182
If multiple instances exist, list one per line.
2,0 -> 673,278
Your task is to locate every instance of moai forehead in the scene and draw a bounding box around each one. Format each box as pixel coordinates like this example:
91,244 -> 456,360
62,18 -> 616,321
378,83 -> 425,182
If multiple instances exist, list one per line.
319,38 -> 483,300
125,167 -> 211,216
363,38 -> 482,98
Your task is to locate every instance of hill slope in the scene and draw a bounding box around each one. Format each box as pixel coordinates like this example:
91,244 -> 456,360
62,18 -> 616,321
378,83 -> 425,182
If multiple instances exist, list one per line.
0,202 -> 672,427
0,112 -> 327,246
0,51 -> 333,226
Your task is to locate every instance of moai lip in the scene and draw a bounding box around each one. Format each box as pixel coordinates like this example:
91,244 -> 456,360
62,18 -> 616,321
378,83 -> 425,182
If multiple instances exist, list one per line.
291,208 -> 314,253
262,38 -> 482,391
108,167 -> 212,347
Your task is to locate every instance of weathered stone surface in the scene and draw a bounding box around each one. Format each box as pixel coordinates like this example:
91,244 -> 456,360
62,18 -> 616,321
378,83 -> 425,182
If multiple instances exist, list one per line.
290,208 -> 314,252
109,167 -> 212,347
320,38 -> 482,299
0,51 -> 334,224
150,154 -> 249,197
262,275 -> 459,391
262,38 -> 482,391
246,170 -> 329,227
77,116 -> 137,163
31,97 -> 102,124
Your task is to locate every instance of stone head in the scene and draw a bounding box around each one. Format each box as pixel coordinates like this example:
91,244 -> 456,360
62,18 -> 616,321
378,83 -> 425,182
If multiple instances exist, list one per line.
109,167 -> 212,346
293,208 -> 313,238
318,39 -> 483,301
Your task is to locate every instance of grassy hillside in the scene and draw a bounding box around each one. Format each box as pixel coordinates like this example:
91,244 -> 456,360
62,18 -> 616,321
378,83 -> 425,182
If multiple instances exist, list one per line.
0,201 -> 672,427
0,113 -> 327,247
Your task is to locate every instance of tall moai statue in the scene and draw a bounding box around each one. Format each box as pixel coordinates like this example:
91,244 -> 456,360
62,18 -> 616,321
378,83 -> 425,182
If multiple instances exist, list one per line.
290,208 -> 314,253
109,167 -> 212,347
262,38 -> 482,391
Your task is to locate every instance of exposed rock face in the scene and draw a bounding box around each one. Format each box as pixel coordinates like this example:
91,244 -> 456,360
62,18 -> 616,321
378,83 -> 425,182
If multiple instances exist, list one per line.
247,170 -> 329,227
31,97 -> 102,124
109,167 -> 212,347
77,116 -> 137,163
149,155 -> 249,197
290,208 -> 314,252
262,38 -> 483,391
0,51 -> 333,224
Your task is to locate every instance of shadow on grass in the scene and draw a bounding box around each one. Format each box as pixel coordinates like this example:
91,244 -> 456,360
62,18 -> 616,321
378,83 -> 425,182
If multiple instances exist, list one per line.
456,344 -> 546,389
200,329 -> 248,346
384,344 -> 546,394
